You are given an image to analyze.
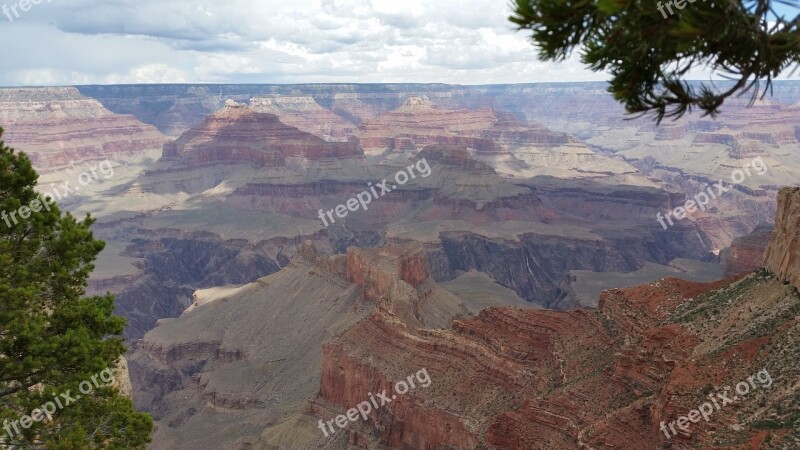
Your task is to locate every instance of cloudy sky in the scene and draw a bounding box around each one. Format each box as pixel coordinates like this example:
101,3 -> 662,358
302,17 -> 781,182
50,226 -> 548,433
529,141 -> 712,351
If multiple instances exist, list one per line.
0,0 -> 796,87
0,0 -> 611,86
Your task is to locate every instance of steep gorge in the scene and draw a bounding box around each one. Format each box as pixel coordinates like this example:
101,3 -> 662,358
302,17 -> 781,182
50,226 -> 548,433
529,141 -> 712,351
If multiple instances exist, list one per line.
295,187 -> 800,449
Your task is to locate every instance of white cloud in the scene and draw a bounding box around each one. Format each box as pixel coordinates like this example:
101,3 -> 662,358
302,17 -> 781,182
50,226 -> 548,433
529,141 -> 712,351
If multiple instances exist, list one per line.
105,65 -> 190,84
0,0 -> 607,86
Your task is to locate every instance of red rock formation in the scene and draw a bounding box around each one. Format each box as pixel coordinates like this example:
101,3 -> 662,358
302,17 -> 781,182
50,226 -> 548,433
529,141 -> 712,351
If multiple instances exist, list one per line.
0,87 -> 166,169
162,101 -> 361,167
249,95 -> 357,141
356,96 -> 496,151
355,95 -> 571,154
723,223 -> 773,277
127,226 -> 797,449
314,269 -> 797,449
346,245 -> 429,302
763,186 -> 800,289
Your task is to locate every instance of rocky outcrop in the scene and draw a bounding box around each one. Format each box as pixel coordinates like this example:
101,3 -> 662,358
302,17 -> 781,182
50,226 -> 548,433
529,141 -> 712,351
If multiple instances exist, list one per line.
655,123 -> 690,140
312,268 -> 799,449
763,186 -> 800,289
112,357 -> 134,398
346,245 -> 429,301
0,87 -> 167,169
162,101 -> 361,167
127,243 -> 475,450
87,272 -> 145,296
250,95 -> 356,141
355,95 -> 578,156
356,95 -> 500,152
723,222 -> 774,277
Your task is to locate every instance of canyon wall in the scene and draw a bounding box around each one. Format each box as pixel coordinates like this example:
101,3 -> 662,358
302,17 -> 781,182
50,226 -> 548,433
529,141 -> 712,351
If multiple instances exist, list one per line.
763,186 -> 800,289
162,101 -> 361,167
309,236 -> 799,449
0,87 -> 167,169
722,222 -> 774,277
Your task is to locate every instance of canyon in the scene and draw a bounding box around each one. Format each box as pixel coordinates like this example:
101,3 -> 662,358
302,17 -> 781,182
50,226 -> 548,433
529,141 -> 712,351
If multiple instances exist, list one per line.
0,82 -> 796,449
129,188 -> 800,449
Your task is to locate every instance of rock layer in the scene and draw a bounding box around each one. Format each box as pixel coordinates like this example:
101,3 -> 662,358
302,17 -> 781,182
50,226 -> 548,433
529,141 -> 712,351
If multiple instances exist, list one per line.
162,101 -> 361,167
723,222 -> 774,277
312,270 -> 799,449
763,186 -> 800,289
0,87 -> 167,169
250,95 -> 356,141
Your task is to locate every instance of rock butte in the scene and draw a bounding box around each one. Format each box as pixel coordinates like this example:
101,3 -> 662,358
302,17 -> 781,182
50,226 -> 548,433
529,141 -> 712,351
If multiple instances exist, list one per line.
161,102 -> 361,167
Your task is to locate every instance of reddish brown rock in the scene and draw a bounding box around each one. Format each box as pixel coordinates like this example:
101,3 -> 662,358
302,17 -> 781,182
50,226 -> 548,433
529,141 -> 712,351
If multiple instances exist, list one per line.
346,245 -> 429,301
314,270 -> 797,449
249,95 -> 357,141
763,186 -> 800,289
162,101 -> 361,167
0,87 -> 166,169
127,232 -> 798,449
355,95 -> 572,154
723,223 -> 774,277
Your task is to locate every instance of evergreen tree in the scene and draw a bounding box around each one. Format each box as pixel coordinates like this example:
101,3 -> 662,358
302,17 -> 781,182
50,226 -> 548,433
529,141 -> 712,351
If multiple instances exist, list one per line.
510,0 -> 800,122
0,128 -> 152,449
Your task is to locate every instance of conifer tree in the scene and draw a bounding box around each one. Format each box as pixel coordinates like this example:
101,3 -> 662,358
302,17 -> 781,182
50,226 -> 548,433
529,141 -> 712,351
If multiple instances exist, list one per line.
0,128 -> 152,449
511,0 -> 800,121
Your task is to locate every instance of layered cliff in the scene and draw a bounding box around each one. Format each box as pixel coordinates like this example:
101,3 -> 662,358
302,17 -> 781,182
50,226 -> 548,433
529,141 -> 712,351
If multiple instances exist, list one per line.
250,95 -> 356,141
128,243 -> 478,449
356,95 -> 500,153
127,248 -> 373,449
122,131 -> 709,315
161,101 -> 361,168
763,186 -> 800,289
129,197 -> 799,449
0,87 -> 167,169
355,95 -> 641,181
723,222 -> 774,277
297,184 -> 800,449
69,83 -> 799,252
305,251 -> 798,449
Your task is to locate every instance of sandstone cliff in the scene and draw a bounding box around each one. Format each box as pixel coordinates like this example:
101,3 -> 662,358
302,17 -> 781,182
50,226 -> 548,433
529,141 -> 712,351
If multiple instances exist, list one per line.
723,222 -> 774,277
162,101 -> 361,168
763,186 -> 800,289
250,95 -> 356,141
128,243 -> 476,449
304,265 -> 798,449
0,87 -> 167,169
286,188 -> 799,449
129,208 -> 799,449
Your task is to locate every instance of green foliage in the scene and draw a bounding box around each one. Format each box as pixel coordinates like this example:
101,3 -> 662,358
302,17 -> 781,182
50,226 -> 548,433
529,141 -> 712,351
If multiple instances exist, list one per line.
0,128 -> 152,449
510,0 -> 800,122
752,418 -> 786,429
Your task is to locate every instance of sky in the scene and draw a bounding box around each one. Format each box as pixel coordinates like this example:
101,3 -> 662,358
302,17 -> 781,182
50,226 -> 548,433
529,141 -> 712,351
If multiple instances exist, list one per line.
0,0 -> 797,87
